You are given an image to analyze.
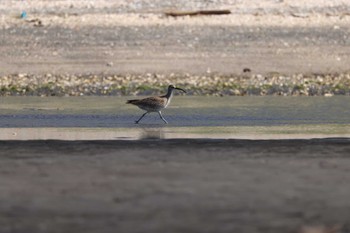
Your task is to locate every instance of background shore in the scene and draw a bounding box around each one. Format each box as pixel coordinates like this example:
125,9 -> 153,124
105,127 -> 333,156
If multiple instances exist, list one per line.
1,0 -> 350,96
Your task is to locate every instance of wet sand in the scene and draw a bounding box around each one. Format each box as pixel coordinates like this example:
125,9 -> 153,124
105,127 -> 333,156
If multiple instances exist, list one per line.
1,96 -> 350,140
1,139 -> 350,233
0,95 -> 349,233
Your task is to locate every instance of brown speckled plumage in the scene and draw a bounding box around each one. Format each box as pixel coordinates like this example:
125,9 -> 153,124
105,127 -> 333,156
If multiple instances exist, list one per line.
127,97 -> 167,112
127,85 -> 186,124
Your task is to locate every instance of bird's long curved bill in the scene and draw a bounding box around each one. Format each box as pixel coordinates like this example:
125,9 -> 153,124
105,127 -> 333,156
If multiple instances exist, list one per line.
175,87 -> 186,93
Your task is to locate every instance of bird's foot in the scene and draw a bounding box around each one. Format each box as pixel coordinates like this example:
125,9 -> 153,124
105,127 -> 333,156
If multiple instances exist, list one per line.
135,121 -> 139,124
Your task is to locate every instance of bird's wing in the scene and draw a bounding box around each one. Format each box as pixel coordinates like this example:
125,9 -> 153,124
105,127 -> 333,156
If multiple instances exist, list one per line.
126,96 -> 166,108
137,97 -> 166,108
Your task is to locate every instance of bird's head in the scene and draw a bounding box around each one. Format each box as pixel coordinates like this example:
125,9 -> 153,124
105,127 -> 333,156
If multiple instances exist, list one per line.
168,85 -> 186,93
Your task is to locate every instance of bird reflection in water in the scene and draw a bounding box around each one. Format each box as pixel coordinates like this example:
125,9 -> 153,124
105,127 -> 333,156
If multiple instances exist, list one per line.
139,127 -> 165,139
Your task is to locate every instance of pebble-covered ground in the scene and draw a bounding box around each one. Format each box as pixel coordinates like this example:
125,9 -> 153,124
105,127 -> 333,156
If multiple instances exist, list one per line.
1,0 -> 350,96
1,72 -> 350,96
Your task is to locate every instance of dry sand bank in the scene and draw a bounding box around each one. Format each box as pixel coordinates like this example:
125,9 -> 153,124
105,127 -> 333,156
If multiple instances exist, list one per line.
1,0 -> 350,78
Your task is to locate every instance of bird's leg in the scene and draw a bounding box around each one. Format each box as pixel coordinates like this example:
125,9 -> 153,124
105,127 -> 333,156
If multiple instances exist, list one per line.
158,111 -> 168,124
135,112 -> 148,124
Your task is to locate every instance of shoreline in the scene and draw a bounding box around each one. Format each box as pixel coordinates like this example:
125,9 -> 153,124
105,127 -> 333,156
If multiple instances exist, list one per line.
1,72 -> 350,96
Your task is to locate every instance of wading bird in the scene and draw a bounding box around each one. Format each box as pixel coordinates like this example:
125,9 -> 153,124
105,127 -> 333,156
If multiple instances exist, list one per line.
126,85 -> 186,124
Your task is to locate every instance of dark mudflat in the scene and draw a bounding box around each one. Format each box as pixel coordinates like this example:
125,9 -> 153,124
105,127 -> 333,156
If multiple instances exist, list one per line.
0,139 -> 350,233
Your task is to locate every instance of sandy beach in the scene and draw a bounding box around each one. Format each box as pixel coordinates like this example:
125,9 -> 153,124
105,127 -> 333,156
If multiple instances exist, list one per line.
1,1 -> 350,233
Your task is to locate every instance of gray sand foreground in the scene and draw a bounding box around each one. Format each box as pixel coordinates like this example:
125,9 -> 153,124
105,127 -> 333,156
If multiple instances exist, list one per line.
1,139 -> 350,233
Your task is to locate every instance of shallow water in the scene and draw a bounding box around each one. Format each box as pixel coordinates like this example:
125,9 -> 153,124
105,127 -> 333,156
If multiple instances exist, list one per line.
0,96 -> 349,139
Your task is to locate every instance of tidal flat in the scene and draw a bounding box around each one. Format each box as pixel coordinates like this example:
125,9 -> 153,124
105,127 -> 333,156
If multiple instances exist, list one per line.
0,96 -> 349,140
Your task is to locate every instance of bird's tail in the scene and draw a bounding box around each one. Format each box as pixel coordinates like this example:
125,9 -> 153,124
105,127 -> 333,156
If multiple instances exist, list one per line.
126,99 -> 139,104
